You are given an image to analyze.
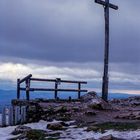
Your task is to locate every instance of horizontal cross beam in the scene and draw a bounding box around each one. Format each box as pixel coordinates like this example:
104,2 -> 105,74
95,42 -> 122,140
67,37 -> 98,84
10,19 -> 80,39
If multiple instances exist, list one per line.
95,0 -> 118,10
20,87 -> 87,92
30,78 -> 87,84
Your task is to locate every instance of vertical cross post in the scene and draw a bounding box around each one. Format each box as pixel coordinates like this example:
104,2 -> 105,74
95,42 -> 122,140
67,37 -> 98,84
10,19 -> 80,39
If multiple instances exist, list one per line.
95,0 -> 118,101
102,0 -> 109,101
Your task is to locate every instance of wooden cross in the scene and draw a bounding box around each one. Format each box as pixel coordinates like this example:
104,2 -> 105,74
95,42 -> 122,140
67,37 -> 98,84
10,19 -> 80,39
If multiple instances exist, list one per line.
95,0 -> 118,101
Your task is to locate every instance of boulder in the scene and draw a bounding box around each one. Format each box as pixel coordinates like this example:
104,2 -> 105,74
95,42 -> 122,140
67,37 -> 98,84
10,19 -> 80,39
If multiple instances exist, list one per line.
81,92 -> 112,110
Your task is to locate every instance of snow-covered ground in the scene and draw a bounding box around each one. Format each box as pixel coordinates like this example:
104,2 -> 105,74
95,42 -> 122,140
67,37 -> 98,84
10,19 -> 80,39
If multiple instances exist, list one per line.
0,119 -> 139,140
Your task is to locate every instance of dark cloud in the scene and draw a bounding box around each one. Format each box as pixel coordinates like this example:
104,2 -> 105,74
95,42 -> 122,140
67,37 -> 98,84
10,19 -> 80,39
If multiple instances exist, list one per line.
1,0 -> 139,63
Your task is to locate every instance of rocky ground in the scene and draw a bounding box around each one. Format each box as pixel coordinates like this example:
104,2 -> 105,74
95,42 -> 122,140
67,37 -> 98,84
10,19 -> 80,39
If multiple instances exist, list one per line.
11,92 -> 140,140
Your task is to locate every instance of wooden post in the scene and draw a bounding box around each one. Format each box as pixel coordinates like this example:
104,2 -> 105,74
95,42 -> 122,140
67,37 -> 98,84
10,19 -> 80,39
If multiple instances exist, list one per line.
95,0 -> 118,101
78,83 -> 81,99
55,82 -> 58,99
26,79 -> 30,100
102,0 -> 110,101
17,79 -> 20,99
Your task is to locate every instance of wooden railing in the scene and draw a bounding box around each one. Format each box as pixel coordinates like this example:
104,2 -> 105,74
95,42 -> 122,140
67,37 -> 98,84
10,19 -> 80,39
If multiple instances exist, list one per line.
17,74 -> 87,100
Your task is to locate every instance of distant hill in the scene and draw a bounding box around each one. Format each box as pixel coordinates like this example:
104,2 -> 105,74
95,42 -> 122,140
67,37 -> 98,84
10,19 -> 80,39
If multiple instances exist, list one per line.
0,89 -> 139,112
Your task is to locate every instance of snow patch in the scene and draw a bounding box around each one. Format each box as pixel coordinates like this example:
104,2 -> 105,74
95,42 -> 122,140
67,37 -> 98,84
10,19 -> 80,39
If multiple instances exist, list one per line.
0,119 -> 139,140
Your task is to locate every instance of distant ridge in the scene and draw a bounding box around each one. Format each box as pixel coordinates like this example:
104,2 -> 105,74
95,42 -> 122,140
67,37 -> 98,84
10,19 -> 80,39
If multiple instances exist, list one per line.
0,89 -> 139,112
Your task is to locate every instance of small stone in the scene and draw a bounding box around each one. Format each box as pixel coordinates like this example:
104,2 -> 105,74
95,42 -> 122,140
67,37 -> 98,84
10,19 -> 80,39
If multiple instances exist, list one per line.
99,134 -> 124,140
89,103 -> 103,110
99,134 -> 114,140
85,111 -> 96,116
72,107 -> 80,112
47,122 -> 63,130
26,129 -> 47,140
11,125 -> 31,135
135,115 -> 140,120
60,121 -> 69,126
54,106 -> 68,113
86,126 -> 99,132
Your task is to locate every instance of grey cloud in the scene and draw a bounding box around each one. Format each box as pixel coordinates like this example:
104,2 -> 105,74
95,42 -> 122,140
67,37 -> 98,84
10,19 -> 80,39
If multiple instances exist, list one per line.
0,0 -> 106,62
0,0 -> 140,91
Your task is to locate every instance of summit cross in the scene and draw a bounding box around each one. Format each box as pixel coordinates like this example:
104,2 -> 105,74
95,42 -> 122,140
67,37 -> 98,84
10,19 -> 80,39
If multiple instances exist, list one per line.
95,0 -> 118,101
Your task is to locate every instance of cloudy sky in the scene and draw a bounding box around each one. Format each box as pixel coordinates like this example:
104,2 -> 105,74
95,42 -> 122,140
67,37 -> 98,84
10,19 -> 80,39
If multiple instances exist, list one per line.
0,0 -> 140,94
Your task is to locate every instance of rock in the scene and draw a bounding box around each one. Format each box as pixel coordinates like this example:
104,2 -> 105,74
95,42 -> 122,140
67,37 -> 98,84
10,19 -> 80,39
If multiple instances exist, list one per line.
47,122 -> 64,130
46,106 -> 55,115
115,111 -> 140,120
72,107 -> 81,112
56,111 -> 71,121
83,138 -> 95,140
89,103 -> 104,110
54,106 -> 68,113
100,134 -> 113,140
99,134 -> 122,140
11,125 -> 31,135
60,121 -> 69,127
58,116 -> 71,121
111,96 -> 140,107
9,133 -> 27,140
81,91 -> 112,110
47,132 -> 61,138
86,126 -> 99,132
11,129 -> 47,140
81,91 -> 97,102
85,111 -> 96,116
26,129 -> 47,140
135,115 -> 140,119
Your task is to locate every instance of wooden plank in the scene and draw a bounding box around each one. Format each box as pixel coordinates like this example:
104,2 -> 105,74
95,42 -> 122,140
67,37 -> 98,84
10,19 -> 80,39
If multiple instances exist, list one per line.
20,87 -> 87,92
31,78 -> 55,82
30,78 -> 87,84
95,0 -> 118,10
19,74 -> 32,84
61,80 -> 87,84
